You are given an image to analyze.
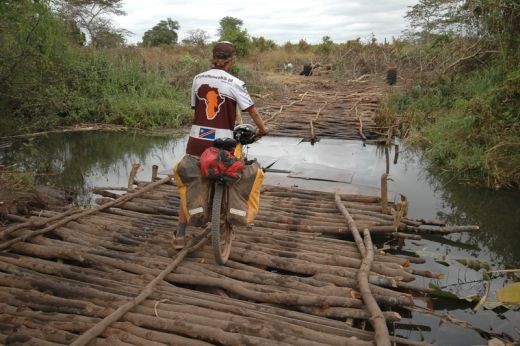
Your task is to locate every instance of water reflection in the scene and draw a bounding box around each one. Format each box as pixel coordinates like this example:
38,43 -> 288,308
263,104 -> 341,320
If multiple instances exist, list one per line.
0,131 -> 187,204
431,175 -> 520,267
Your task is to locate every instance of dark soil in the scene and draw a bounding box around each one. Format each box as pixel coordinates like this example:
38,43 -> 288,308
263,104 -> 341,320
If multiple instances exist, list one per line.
0,184 -> 74,221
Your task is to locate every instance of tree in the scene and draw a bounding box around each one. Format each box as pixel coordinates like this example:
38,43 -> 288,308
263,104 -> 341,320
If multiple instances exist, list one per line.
251,36 -> 276,52
317,35 -> 334,54
56,0 -> 126,44
283,41 -> 294,52
63,18 -> 86,46
0,0 -> 73,124
217,16 -> 250,57
405,0 -> 519,57
142,18 -> 180,47
298,38 -> 310,52
182,29 -> 209,47
91,27 -> 128,48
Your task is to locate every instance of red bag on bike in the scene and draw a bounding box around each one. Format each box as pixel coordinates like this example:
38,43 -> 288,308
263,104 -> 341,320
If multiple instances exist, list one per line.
200,147 -> 244,182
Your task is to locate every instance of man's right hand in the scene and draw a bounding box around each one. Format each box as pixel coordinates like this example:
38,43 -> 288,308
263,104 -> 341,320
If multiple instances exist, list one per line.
257,126 -> 269,138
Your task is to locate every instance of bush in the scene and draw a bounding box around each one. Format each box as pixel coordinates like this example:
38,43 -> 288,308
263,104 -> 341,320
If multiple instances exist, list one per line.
389,64 -> 520,187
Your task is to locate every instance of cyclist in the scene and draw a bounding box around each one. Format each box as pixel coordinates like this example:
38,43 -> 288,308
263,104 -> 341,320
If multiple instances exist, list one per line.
173,41 -> 269,249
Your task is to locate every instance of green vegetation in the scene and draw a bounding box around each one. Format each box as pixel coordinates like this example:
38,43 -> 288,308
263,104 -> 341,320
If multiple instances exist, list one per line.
0,1 -> 191,136
142,18 -> 180,47
386,0 -> 519,188
390,64 -> 519,187
217,17 -> 251,57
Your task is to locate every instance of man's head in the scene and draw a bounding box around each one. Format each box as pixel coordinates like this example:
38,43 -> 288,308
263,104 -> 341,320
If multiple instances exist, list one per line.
212,41 -> 235,69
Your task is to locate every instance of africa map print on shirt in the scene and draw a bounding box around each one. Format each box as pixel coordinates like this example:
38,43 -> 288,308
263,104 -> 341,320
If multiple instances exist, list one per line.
196,84 -> 225,120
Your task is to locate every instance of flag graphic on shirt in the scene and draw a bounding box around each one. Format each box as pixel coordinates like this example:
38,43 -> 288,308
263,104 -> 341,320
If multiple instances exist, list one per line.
198,127 -> 216,140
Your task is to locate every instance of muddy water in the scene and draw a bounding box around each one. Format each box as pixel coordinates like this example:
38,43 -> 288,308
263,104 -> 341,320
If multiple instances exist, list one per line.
1,131 -> 519,344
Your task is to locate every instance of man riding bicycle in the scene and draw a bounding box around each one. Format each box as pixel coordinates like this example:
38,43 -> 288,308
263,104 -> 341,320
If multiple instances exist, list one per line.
173,41 -> 268,249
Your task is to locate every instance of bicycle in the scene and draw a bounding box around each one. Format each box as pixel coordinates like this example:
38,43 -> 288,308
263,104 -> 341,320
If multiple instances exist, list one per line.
204,124 -> 259,265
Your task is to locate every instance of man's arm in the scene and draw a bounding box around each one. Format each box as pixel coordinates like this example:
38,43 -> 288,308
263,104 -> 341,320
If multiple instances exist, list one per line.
246,106 -> 269,136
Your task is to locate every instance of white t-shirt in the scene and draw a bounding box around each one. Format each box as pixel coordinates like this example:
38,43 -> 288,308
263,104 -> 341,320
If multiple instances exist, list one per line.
191,68 -> 254,112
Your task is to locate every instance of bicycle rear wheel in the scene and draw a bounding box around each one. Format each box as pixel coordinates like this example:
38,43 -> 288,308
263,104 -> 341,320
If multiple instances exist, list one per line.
211,183 -> 233,265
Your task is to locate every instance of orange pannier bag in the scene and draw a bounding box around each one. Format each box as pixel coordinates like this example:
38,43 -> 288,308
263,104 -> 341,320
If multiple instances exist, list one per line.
227,161 -> 264,226
173,155 -> 210,227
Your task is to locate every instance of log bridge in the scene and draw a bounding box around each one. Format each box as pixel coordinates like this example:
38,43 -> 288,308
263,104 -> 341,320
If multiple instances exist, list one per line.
0,172 -> 478,345
0,77 -> 479,345
257,78 -> 393,143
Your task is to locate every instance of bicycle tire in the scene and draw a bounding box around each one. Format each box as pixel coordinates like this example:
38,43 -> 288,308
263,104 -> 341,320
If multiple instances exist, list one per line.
211,183 -> 232,265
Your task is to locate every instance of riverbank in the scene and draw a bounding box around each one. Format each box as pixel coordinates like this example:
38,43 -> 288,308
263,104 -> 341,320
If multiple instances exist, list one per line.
386,64 -> 519,189
0,177 -> 73,220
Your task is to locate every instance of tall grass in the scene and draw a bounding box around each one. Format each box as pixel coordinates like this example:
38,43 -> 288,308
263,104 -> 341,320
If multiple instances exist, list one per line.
389,62 -> 520,188
67,49 -> 194,128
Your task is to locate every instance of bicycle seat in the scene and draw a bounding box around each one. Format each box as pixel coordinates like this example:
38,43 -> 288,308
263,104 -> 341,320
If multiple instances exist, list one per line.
213,137 -> 237,151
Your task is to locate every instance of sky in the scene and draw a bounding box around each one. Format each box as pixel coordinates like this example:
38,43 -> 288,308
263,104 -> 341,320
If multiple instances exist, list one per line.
112,0 -> 419,45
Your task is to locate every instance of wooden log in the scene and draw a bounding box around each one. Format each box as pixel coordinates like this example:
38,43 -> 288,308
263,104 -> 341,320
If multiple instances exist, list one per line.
0,333 -> 58,346
134,303 -> 355,346
255,209 -> 345,226
235,228 -> 412,267
0,300 -> 213,346
142,296 -> 368,345
335,192 -> 366,257
407,225 -> 480,234
299,306 -> 401,322
1,213 -> 29,223
182,260 -> 351,297
232,241 -> 415,281
124,311 -> 288,346
0,254 -> 145,298
228,246 -> 408,284
113,321 -> 211,346
0,176 -> 172,251
104,207 -> 177,221
261,187 -> 380,204
162,272 -> 365,308
156,288 -> 375,342
251,219 -> 347,233
152,165 -> 158,181
71,228 -> 210,346
234,232 -> 410,270
0,208 -> 81,240
358,228 -> 391,346
0,313 -> 78,344
92,188 -> 122,199
260,194 -> 380,212
405,267 -> 443,279
393,232 -> 422,240
311,273 -> 414,305
381,173 -> 388,214
127,162 -> 141,190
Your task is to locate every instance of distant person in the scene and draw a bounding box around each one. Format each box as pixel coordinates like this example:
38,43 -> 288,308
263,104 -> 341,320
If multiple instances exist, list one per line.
173,41 -> 269,248
286,62 -> 294,74
300,64 -> 313,76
